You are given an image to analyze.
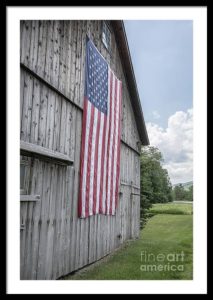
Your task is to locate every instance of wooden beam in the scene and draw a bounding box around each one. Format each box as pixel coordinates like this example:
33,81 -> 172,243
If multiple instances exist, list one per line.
20,195 -> 40,201
20,141 -> 73,165
121,140 -> 140,156
20,63 -> 83,112
120,181 -> 140,190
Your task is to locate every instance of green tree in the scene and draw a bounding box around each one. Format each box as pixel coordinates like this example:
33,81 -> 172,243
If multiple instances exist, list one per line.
187,185 -> 193,201
172,184 -> 193,201
173,184 -> 186,201
140,146 -> 173,228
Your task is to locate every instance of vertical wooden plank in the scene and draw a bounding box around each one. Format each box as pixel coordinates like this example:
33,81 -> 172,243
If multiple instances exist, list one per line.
64,21 -> 72,101
36,162 -> 51,279
45,89 -> 56,150
74,218 -> 81,270
108,216 -> 112,253
130,184 -> 134,239
31,21 -> 40,72
93,215 -> 98,261
45,164 -> 57,279
106,216 -> 110,254
105,215 -> 109,255
64,166 -> 74,275
112,215 -> 116,252
111,217 -> 114,253
99,215 -> 103,257
30,78 -> 41,144
68,166 -> 75,273
53,96 -> 62,152
65,103 -> 71,156
20,73 -> 34,142
36,21 -> 48,79
103,215 -> 107,256
59,167 -> 66,276
23,159 -> 37,279
70,109 -> 82,271
20,202 -> 28,279
79,20 -> 86,108
79,218 -> 85,267
51,20 -> 60,89
99,216 -> 104,257
88,216 -> 94,264
29,20 -> 39,72
30,159 -> 43,279
74,21 -> 82,106
20,69 -> 25,125
38,85 -> 48,147
115,190 -> 121,248
70,167 -> 77,272
98,216 -> 103,258
69,106 -> 77,161
59,99 -> 67,154
70,21 -> 77,103
96,214 -> 101,260
111,29 -> 117,73
136,195 -> 140,238
122,187 -> 126,242
58,21 -> 67,94
44,20 -> 54,84
52,165 -> 62,279
120,191 -> 124,245
20,20 -> 32,66
84,217 -> 89,266
20,21 -> 23,62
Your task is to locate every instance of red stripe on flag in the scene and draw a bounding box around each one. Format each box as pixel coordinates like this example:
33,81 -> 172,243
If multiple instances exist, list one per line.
109,79 -> 118,215
85,104 -> 95,217
93,110 -> 101,214
78,98 -> 88,217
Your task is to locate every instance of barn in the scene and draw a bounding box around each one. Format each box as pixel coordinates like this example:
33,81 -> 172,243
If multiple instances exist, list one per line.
20,20 -> 149,280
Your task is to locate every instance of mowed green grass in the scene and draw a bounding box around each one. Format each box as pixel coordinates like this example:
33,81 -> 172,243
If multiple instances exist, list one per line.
63,203 -> 193,280
150,202 -> 193,215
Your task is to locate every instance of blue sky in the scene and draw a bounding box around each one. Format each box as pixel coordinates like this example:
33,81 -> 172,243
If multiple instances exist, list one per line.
124,21 -> 193,184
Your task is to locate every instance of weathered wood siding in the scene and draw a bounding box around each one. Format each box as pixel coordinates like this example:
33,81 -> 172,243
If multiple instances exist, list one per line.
20,20 -> 141,280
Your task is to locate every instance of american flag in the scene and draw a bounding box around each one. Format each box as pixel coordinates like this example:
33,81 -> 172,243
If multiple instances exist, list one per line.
78,38 -> 122,218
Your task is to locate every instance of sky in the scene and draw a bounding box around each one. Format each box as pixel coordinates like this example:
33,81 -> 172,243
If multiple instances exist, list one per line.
124,21 -> 193,184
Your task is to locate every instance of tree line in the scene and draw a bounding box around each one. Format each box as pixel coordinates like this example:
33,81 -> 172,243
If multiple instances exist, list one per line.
140,146 -> 193,228
172,184 -> 193,202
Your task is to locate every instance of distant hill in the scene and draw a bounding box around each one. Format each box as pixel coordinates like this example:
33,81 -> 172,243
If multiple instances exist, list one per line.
173,181 -> 193,191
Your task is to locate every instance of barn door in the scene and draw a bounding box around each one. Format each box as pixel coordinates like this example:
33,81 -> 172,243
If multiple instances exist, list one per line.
20,155 -> 41,279
130,184 -> 140,239
20,154 -> 70,279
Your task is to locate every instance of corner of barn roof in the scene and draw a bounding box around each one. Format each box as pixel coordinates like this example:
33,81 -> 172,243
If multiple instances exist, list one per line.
110,20 -> 149,146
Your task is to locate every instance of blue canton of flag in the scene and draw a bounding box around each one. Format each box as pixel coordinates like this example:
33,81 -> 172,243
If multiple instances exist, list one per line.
85,39 -> 108,115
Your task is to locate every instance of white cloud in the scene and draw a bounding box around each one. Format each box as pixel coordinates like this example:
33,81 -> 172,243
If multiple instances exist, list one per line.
152,110 -> 161,119
146,108 -> 193,184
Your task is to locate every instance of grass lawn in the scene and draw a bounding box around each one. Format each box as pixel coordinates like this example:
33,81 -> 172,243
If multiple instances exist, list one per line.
63,203 -> 193,280
150,202 -> 193,215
